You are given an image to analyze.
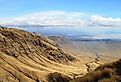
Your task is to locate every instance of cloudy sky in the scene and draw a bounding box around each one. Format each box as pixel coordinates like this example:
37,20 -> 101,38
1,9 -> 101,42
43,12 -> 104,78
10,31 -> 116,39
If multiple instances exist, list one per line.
0,0 -> 121,29
1,0 -> 121,39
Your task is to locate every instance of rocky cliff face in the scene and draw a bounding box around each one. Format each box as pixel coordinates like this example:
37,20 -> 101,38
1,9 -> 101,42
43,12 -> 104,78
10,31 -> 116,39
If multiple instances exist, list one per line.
0,27 -> 78,82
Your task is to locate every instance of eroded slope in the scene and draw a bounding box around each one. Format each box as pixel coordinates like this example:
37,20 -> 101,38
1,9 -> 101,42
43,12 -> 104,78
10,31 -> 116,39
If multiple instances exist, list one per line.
0,27 -> 86,82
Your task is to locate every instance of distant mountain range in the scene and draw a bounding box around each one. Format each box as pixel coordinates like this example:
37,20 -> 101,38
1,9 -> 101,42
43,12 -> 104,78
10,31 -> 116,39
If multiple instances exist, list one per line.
1,24 -> 73,28
1,24 -> 121,41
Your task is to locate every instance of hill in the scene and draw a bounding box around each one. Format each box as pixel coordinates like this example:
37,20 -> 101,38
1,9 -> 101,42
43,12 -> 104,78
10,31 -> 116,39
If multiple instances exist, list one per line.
71,59 -> 121,82
0,27 -> 89,82
1,27 -> 120,82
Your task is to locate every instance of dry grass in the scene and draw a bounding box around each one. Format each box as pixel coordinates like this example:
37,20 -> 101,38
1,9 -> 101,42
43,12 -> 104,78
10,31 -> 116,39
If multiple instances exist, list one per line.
0,27 -> 88,82
71,59 -> 121,82
1,27 -> 120,82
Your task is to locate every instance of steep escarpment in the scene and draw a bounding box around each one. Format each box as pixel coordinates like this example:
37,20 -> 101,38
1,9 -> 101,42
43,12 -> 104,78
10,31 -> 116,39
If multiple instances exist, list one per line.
0,27 -> 75,63
0,27 -> 84,82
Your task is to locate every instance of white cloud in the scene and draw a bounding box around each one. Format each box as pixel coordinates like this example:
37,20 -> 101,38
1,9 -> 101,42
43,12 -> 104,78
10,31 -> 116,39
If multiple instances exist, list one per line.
0,11 -> 121,28
90,15 -> 121,28
0,11 -> 85,26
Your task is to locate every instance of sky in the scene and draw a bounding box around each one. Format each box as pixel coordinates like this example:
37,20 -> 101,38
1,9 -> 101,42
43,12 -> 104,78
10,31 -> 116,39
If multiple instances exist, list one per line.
0,0 -> 121,18
0,0 -> 121,29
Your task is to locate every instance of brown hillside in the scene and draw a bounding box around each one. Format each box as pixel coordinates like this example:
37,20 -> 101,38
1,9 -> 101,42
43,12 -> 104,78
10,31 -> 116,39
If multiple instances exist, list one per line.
71,59 -> 121,82
0,27 -> 88,82
0,27 -> 75,63
1,27 -> 120,82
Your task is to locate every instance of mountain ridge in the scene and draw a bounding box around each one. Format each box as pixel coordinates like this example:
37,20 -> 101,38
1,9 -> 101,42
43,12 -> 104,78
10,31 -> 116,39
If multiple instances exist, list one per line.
0,27 -> 76,63
0,27 -> 84,82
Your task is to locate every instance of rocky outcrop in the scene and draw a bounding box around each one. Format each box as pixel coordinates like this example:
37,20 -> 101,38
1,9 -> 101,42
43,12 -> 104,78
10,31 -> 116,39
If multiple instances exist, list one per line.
85,53 -> 102,72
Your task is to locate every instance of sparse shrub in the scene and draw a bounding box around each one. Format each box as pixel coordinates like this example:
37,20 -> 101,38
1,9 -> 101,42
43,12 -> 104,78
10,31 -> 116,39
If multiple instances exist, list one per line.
71,59 -> 121,82
47,72 -> 72,82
